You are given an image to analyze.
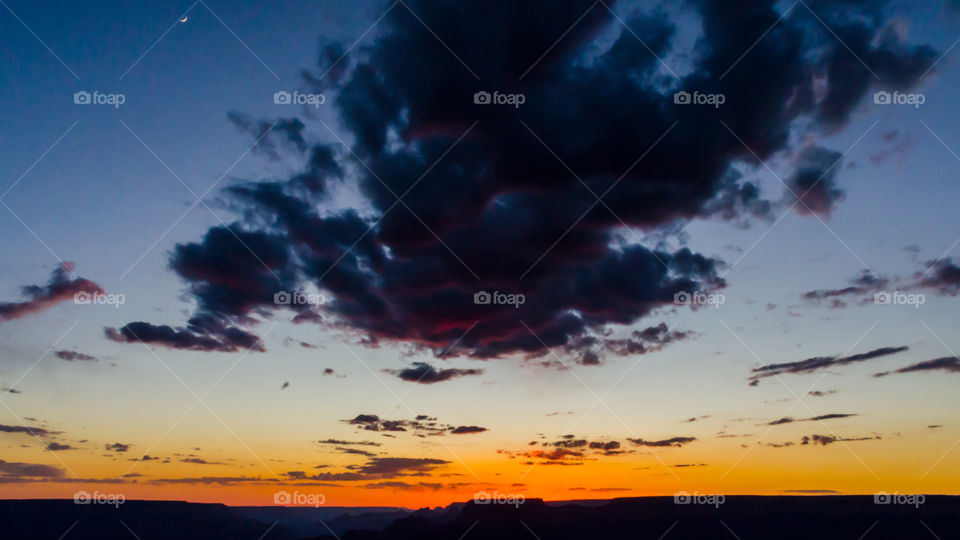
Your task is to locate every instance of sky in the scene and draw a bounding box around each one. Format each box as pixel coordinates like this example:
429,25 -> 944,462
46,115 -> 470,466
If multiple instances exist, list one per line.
1,0 -> 960,508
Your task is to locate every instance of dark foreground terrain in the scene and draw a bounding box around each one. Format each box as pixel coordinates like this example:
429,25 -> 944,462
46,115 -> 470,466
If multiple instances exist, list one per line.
1,496 -> 957,539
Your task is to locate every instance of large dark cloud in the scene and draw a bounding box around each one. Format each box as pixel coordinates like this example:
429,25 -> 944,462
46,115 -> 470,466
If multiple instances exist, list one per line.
109,0 -> 935,361
0,263 -> 103,324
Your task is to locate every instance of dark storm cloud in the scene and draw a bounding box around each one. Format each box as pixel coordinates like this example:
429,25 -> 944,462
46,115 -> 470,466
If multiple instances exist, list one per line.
105,225 -> 292,352
749,345 -> 908,382
112,0 -> 936,360
105,317 -> 265,353
55,350 -> 98,362
386,362 -> 483,384
0,263 -> 103,324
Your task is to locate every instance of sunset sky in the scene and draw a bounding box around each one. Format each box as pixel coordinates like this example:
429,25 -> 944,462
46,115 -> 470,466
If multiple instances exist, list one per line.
2,0 -> 960,508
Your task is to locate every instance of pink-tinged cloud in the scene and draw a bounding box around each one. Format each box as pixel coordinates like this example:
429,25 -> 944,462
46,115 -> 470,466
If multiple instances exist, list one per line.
0,263 -> 103,324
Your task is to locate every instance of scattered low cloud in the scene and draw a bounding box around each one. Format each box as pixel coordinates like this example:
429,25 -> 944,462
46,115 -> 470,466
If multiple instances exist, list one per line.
317,439 -> 381,447
889,357 -> 960,375
0,424 -> 60,437
55,350 -> 98,362
0,459 -> 64,480
749,346 -> 908,383
45,442 -> 74,451
450,426 -> 487,435
766,413 -> 858,425
386,362 -> 483,384
801,434 -> 880,446
343,414 -> 484,438
627,436 -> 696,448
